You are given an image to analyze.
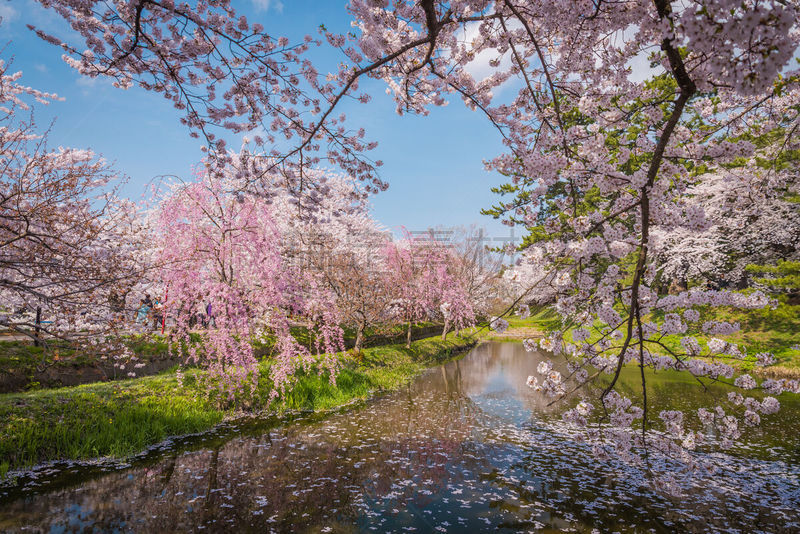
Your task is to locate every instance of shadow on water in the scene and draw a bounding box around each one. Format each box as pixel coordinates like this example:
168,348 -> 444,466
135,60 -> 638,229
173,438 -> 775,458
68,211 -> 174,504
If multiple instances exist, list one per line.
1,342 -> 798,533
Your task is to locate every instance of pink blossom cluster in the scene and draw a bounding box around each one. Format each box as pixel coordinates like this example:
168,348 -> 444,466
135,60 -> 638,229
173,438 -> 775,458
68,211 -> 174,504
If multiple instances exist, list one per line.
384,233 -> 477,344
34,0 -> 389,194
154,166 -> 345,401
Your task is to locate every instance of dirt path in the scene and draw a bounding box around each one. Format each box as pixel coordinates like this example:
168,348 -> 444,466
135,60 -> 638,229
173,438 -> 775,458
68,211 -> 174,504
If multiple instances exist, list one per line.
484,327 -> 543,340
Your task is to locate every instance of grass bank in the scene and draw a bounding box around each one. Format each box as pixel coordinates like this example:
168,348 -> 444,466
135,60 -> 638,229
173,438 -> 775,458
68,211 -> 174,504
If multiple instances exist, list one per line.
0,322 -> 445,393
0,335 -> 475,477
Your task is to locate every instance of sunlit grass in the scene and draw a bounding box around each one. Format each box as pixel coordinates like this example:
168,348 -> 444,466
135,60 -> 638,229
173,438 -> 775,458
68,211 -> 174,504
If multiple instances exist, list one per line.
1,322 -> 443,391
0,370 -> 221,472
275,335 -> 475,411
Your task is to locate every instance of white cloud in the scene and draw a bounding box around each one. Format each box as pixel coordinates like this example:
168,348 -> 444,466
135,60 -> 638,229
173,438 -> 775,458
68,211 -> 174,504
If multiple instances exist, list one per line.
0,3 -> 19,24
34,63 -> 47,73
452,19 -> 526,100
76,76 -> 98,88
252,0 -> 284,13
74,74 -> 114,97
626,48 -> 662,83
458,20 -> 512,83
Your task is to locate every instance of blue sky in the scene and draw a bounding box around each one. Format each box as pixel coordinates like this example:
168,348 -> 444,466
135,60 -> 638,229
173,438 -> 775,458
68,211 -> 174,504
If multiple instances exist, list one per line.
0,0 -> 516,242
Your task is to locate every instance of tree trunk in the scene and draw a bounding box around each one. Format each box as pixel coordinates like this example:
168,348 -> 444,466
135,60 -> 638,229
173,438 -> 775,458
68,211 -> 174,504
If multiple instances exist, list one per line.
34,306 -> 42,347
354,323 -> 365,354
441,318 -> 450,341
406,321 -> 412,349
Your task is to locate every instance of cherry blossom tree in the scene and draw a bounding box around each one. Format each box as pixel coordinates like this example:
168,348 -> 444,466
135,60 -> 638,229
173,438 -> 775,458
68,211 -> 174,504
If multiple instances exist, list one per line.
500,248 -> 561,311
30,0 -> 387,200
430,234 -> 480,340
300,206 -> 392,354
0,58 -> 144,347
656,170 -> 800,289
339,0 -> 800,471
384,232 -> 475,346
442,226 -> 503,323
153,162 -> 342,402
383,239 -> 434,349
239,165 -> 392,354
315,244 -> 392,353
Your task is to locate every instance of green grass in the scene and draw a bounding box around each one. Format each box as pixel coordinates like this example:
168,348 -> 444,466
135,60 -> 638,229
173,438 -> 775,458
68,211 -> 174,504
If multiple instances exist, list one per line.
461,308 -> 555,342
0,334 -> 172,377
0,370 -> 222,472
272,335 -> 475,412
1,322 -> 442,392
0,340 -> 69,378
520,307 -> 566,331
0,334 -> 475,474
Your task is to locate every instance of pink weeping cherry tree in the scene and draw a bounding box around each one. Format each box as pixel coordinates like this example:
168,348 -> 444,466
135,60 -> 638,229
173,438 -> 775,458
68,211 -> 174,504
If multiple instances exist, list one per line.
429,244 -> 475,341
384,233 -> 475,347
153,161 -> 342,403
293,193 -> 393,353
383,240 -> 434,349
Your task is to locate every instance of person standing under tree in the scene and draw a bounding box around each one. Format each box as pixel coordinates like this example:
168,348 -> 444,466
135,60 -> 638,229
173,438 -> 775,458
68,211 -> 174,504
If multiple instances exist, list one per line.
151,297 -> 162,330
135,299 -> 150,324
205,301 -> 214,328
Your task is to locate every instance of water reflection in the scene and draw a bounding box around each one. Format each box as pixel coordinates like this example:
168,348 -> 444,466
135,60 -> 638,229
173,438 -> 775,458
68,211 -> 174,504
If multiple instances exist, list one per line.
1,343 -> 798,533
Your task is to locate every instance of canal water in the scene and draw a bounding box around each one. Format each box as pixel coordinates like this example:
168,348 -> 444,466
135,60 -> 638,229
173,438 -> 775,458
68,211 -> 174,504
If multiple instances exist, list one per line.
1,342 -> 798,532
